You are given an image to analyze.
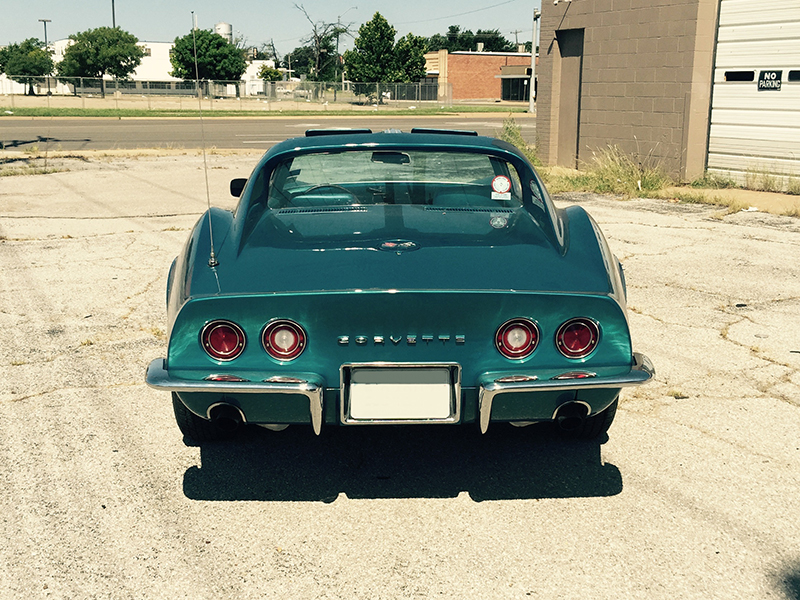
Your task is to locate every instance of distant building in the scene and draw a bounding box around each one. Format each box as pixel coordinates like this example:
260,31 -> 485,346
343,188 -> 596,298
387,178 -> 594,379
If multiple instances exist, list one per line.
16,39 -> 274,88
425,50 -> 537,102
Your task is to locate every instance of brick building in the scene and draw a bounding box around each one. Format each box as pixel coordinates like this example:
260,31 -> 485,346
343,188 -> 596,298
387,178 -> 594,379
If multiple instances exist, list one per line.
425,50 -> 537,101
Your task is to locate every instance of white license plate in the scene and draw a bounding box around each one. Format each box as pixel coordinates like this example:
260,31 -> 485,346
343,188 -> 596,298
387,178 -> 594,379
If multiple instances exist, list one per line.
345,367 -> 456,422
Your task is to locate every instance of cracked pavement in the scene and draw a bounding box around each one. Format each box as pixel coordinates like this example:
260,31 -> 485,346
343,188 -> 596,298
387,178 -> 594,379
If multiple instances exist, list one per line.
1,156 -> 799,599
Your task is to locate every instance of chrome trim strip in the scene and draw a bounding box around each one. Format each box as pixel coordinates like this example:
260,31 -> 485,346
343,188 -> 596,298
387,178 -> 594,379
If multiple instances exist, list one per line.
146,358 -> 325,435
339,362 -> 462,425
478,352 -> 654,434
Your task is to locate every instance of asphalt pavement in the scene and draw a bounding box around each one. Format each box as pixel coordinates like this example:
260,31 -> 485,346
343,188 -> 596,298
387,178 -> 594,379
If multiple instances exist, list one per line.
0,154 -> 798,599
0,114 -> 535,151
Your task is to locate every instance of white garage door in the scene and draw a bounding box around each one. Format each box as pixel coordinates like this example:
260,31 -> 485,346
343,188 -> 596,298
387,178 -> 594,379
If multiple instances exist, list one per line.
708,0 -> 800,188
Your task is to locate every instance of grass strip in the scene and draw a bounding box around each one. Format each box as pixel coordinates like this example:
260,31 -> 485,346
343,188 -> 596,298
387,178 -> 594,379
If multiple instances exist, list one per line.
0,105 -> 528,118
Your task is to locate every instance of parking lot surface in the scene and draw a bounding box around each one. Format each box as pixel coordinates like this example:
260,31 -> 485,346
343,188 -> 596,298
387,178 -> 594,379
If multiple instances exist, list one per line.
1,154 -> 798,599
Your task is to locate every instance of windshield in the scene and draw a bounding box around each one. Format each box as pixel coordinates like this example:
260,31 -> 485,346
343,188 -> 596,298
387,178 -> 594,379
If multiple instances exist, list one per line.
264,149 -> 525,209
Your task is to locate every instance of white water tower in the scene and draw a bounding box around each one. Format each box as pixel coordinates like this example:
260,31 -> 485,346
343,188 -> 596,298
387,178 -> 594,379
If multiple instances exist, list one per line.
214,22 -> 233,43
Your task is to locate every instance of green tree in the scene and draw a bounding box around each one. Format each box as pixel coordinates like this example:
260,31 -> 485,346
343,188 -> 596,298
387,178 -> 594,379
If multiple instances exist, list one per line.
0,46 -> 9,73
425,25 -> 473,52
170,29 -> 247,82
2,38 -> 54,95
344,13 -> 398,84
258,65 -> 283,81
426,26 -> 514,53
344,13 -> 428,102
282,45 -> 315,79
475,29 -> 515,52
393,33 -> 427,82
57,27 -> 144,97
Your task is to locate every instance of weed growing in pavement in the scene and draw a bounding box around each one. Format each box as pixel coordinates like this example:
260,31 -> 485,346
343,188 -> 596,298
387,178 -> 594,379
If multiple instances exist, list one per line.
499,117 -> 542,169
745,167 -> 781,192
784,205 -> 800,218
0,166 -> 63,176
542,145 -> 671,197
146,326 -> 166,340
787,177 -> 800,196
691,171 -> 737,189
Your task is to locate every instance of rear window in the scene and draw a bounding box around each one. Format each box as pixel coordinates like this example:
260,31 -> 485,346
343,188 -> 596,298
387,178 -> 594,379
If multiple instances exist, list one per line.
265,150 -> 525,209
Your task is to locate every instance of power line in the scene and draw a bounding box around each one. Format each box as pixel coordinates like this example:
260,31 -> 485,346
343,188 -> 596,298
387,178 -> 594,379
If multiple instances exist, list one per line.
395,0 -> 520,25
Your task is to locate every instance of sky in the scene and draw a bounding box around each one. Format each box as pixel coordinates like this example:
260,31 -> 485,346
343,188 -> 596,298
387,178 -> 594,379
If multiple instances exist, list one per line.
1,0 -> 542,56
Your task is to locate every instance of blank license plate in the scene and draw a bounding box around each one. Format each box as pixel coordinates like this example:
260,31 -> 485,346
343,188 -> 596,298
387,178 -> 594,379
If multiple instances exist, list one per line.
346,367 -> 455,421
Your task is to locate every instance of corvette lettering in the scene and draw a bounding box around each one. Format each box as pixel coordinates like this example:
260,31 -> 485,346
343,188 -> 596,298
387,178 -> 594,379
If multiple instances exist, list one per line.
337,335 -> 465,346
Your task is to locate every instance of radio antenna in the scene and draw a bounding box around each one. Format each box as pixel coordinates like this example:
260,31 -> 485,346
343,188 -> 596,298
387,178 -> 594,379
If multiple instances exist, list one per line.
192,11 -> 219,268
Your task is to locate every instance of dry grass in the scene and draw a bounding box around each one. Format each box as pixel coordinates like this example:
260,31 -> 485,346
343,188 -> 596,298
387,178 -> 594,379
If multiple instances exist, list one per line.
745,168 -> 781,192
497,124 -> 800,218
499,117 -> 542,169
542,145 -> 671,197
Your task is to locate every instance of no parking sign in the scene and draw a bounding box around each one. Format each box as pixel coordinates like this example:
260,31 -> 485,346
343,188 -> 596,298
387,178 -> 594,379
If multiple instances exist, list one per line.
757,70 -> 782,91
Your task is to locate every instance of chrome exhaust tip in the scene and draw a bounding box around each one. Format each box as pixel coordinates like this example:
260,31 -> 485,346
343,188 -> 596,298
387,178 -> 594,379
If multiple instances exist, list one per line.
554,401 -> 590,432
208,403 -> 245,433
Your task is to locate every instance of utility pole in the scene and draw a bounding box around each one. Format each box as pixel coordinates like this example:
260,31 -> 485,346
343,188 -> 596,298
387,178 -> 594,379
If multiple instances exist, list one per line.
111,0 -> 116,27
39,19 -> 52,95
335,7 -> 357,101
529,8 -> 540,113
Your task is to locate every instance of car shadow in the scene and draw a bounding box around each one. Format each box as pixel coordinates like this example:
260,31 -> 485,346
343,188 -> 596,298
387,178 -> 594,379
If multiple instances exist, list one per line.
182,423 -> 623,502
777,561 -> 800,600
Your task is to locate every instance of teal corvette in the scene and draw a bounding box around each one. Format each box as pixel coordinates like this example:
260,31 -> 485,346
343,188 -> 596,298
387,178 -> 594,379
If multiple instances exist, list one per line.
146,128 -> 653,442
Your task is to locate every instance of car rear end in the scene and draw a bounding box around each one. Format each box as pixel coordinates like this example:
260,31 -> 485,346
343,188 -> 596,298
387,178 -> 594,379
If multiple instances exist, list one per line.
148,287 -> 651,434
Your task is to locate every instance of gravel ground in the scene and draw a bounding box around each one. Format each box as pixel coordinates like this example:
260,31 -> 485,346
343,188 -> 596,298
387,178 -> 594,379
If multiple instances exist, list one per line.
0,155 -> 799,600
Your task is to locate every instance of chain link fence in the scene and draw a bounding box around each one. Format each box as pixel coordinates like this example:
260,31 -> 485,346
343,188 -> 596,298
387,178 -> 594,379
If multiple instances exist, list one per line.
0,75 -> 451,111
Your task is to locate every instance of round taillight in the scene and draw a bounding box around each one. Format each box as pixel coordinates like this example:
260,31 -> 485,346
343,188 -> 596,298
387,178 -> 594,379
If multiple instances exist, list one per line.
201,320 -> 246,361
556,318 -> 599,359
495,318 -> 539,359
262,320 -> 306,361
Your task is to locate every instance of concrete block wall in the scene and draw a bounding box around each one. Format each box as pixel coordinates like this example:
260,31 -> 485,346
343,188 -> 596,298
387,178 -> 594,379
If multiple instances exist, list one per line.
537,0 -> 719,180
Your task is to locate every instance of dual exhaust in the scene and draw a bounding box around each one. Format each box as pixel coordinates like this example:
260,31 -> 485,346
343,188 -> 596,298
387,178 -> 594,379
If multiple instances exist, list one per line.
208,400 -> 592,433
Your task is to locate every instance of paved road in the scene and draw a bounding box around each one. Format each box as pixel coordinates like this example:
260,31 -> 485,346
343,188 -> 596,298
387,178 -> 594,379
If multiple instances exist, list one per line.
1,155 -> 799,599
0,115 -> 535,151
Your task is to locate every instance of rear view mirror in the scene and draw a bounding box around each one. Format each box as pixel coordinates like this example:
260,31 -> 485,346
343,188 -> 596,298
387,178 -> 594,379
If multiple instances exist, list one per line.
371,151 -> 410,165
230,178 -> 247,197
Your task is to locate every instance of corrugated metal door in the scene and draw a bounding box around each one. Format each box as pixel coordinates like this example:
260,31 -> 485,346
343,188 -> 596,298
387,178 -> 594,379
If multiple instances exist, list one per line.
708,0 -> 800,187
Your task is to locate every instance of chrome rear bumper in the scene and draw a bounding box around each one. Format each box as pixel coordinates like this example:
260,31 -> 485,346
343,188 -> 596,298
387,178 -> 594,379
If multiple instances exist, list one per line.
147,352 -> 654,436
477,352 -> 655,433
145,358 -> 325,435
